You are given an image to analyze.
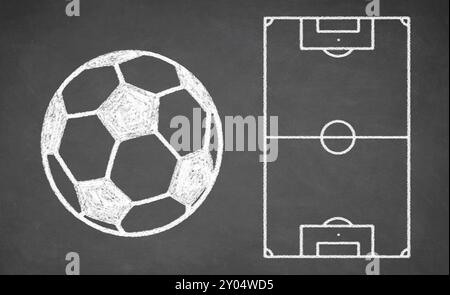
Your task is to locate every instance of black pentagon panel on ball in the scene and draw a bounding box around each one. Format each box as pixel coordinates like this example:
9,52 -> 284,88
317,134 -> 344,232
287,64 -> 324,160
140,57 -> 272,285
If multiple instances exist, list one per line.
59,116 -> 115,181
120,56 -> 180,93
159,89 -> 208,156
121,197 -> 185,233
62,66 -> 119,114
111,135 -> 177,201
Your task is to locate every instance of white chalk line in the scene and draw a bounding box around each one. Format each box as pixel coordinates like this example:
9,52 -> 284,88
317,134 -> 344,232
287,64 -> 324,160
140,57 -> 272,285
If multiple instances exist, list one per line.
105,140 -> 121,179
265,16 -> 411,20
54,152 -> 77,185
203,112 -> 212,151
264,254 -> 410,259
114,64 -> 125,84
267,135 -> 408,139
406,19 -> 412,254
132,193 -> 170,207
157,84 -> 184,98
262,18 -> 269,256
67,110 -> 98,119
154,131 -> 181,160
116,223 -> 126,233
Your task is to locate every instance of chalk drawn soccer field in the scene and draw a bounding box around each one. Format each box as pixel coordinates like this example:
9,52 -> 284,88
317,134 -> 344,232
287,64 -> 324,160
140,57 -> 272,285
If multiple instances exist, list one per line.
263,16 -> 411,258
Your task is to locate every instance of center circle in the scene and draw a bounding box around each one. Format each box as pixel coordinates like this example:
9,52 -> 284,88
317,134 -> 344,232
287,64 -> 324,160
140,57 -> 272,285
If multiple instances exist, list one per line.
319,120 -> 356,155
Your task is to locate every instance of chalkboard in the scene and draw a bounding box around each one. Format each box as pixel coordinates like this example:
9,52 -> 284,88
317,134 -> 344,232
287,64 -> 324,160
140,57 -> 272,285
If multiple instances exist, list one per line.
0,0 -> 448,274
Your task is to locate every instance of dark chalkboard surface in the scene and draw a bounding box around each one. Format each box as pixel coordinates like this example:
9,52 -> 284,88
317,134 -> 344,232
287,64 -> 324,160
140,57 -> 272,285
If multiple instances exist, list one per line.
0,0 -> 448,274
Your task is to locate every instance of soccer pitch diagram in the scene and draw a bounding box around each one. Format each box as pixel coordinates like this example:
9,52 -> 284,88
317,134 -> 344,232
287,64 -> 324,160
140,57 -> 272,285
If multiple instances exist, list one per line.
263,16 -> 411,259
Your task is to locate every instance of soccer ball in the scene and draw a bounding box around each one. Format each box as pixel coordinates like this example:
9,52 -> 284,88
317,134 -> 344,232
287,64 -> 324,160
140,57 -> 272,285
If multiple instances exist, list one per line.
41,50 -> 223,237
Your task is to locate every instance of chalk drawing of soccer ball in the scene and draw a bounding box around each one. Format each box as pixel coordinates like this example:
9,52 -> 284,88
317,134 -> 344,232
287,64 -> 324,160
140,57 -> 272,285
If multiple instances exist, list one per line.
41,50 -> 223,237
